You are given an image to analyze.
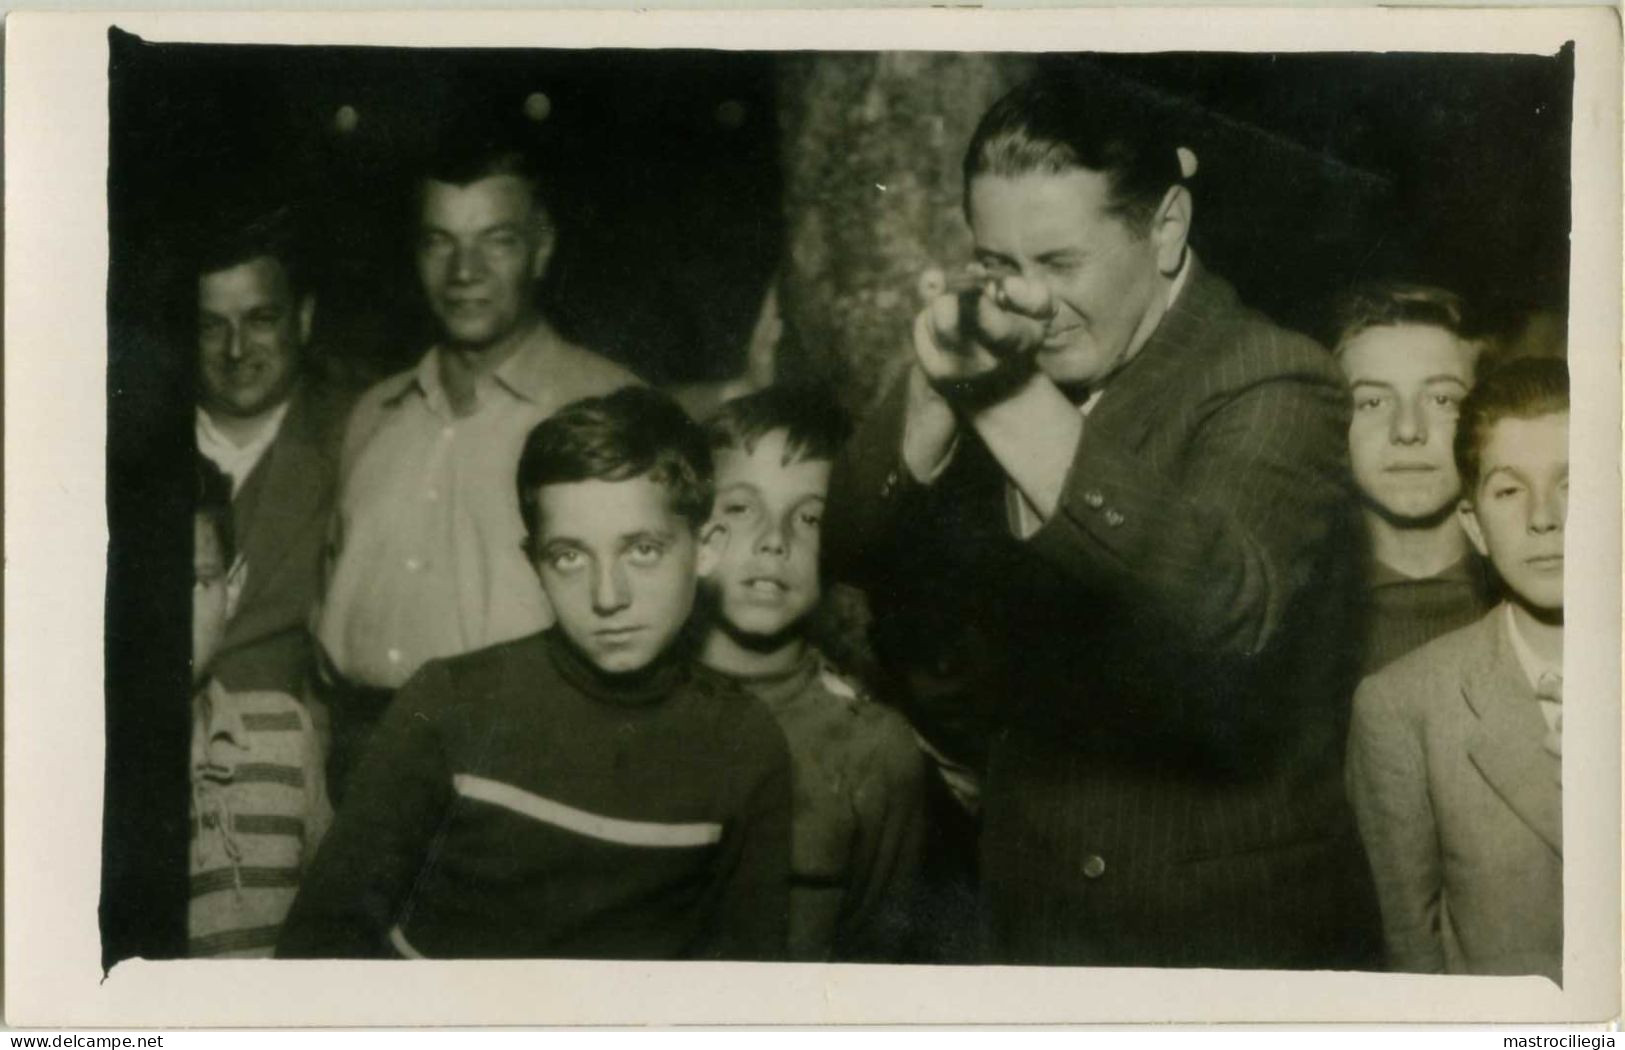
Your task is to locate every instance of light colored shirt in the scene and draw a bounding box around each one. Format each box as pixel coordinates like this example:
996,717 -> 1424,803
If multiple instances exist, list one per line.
316,321 -> 638,688
197,400 -> 290,496
1503,602 -> 1562,736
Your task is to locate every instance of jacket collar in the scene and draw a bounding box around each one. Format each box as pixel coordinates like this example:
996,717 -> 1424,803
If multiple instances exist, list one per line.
1083,252 -> 1239,444
1462,606 -> 1562,854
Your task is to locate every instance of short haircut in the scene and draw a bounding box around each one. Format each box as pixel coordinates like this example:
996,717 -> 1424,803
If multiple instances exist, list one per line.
1331,281 -> 1475,355
517,386 -> 713,540
194,453 -> 236,568
195,207 -> 307,297
1453,357 -> 1570,495
704,384 -> 852,466
963,71 -> 1185,233
420,131 -> 556,221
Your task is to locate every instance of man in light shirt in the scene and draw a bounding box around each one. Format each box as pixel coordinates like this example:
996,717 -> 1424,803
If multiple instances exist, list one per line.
196,218 -> 352,695
315,137 -> 639,797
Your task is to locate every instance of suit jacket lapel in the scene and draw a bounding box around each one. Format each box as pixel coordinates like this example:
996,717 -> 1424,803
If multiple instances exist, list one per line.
1085,254 -> 1236,451
229,386 -> 330,632
1463,612 -> 1562,855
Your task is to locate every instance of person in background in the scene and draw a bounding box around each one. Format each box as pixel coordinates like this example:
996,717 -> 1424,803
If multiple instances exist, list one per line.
279,388 -> 791,961
195,215 -> 353,696
190,454 -> 331,958
1348,357 -> 1567,983
314,137 -> 639,797
825,72 -> 1381,968
699,385 -> 927,962
1333,283 -> 1494,674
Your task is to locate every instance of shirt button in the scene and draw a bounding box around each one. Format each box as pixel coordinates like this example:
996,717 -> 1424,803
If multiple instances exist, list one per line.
1083,490 -> 1105,509
1104,509 -> 1125,528
426,489 -> 440,502
1082,854 -> 1106,879
387,648 -> 403,664
441,426 -> 455,440
405,557 -> 423,572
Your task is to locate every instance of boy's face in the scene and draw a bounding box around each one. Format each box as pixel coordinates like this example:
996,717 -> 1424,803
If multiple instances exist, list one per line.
1339,323 -> 1477,522
1459,411 -> 1568,613
531,476 -> 712,675
193,514 -> 230,687
705,430 -> 830,642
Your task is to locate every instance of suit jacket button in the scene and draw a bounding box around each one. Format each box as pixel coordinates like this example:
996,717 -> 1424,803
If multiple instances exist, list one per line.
1082,854 -> 1106,879
1103,509 -> 1125,528
882,470 -> 899,498
1083,489 -> 1105,509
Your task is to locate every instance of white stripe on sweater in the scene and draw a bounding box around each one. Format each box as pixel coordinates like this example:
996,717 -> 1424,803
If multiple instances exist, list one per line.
451,773 -> 724,848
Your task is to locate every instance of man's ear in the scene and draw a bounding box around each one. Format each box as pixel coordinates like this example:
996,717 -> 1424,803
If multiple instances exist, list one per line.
1458,499 -> 1490,558
297,295 -> 317,346
529,216 -> 558,283
1151,183 -> 1193,277
696,521 -> 729,578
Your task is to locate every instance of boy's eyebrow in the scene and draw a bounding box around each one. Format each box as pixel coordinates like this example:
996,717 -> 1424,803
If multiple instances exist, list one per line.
1347,379 -> 1396,391
1422,375 -> 1470,387
618,528 -> 676,547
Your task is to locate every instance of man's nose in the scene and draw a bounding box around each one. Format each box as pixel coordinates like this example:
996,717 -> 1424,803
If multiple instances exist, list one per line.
591,559 -> 631,615
224,324 -> 248,362
1529,484 -> 1565,533
1390,398 -> 1426,445
450,242 -> 485,283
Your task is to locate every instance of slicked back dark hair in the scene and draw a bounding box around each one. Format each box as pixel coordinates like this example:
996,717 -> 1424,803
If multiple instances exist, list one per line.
517,387 -> 713,542
1454,356 -> 1570,496
964,71 -> 1185,234
1332,281 -> 1476,355
420,131 -> 556,221
195,207 -> 308,298
194,453 -> 236,569
704,384 -> 852,466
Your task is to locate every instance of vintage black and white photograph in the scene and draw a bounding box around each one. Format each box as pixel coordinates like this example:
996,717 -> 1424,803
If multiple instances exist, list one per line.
6,7 -> 1620,1027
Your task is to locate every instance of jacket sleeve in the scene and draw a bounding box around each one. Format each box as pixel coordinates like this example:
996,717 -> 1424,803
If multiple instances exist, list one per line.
823,367 -> 925,586
700,708 -> 793,961
835,713 -> 929,962
1346,673 -> 1444,973
276,663 -> 456,959
1025,360 -> 1350,660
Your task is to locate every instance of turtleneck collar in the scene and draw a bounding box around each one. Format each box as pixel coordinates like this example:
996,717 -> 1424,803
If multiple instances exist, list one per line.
543,628 -> 687,707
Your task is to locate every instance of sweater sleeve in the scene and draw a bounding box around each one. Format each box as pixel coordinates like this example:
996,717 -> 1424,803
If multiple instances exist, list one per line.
276,662 -> 456,959
1347,672 -> 1443,973
834,710 -> 929,962
699,704 -> 793,961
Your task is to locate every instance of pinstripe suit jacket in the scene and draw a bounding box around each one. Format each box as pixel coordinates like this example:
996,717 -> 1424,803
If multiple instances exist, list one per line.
826,258 -> 1383,968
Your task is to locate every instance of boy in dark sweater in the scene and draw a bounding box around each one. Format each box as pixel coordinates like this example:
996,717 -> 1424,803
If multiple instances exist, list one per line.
1333,283 -> 1494,674
279,387 -> 792,960
700,386 -> 926,962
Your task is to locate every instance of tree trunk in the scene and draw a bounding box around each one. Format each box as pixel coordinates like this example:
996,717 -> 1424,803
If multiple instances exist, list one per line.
776,52 -> 1033,413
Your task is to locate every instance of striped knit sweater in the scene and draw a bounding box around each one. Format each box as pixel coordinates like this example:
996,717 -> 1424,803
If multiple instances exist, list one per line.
189,680 -> 331,958
277,629 -> 792,960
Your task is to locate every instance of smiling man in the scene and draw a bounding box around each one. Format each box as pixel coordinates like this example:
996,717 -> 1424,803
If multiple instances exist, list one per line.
314,137 -> 639,797
194,218 -> 353,695
825,72 -> 1382,968
1333,283 -> 1493,673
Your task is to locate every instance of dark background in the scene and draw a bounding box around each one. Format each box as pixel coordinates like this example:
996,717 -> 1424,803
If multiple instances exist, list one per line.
103,30 -> 1573,966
